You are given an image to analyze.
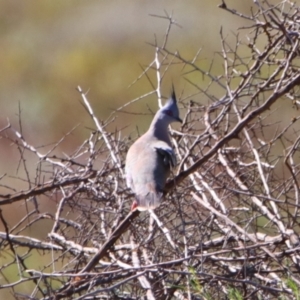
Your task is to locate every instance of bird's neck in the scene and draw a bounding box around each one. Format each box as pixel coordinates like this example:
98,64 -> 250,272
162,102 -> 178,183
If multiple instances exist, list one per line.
149,115 -> 171,144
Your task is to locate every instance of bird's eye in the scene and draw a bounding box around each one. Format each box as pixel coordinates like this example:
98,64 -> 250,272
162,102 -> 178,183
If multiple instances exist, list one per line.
165,110 -> 173,116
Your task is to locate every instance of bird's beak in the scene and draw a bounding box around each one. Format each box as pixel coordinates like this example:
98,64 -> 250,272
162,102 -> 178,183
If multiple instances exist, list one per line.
177,117 -> 183,123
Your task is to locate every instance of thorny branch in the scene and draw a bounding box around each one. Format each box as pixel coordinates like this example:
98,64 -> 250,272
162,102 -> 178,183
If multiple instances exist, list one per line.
1,1 -> 300,299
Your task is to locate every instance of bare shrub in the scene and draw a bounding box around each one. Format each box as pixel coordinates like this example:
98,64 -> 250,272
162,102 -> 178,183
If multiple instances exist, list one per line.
1,1 -> 300,299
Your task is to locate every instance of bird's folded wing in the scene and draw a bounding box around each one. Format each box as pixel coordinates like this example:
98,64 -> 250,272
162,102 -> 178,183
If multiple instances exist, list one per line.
154,144 -> 177,168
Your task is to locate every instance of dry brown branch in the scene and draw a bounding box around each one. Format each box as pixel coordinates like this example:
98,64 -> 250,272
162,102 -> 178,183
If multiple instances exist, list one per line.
1,1 -> 300,299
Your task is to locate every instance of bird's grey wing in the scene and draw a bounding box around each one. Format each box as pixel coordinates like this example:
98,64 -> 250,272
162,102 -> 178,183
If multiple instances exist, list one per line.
154,143 -> 177,168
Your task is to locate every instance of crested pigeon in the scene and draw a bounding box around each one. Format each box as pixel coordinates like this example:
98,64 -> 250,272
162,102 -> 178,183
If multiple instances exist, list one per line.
125,90 -> 182,211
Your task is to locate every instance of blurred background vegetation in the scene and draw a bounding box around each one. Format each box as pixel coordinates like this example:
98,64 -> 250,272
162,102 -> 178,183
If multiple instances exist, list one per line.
0,0 -> 278,297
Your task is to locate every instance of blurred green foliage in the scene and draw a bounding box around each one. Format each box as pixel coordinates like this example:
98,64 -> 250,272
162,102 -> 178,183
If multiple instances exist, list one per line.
0,1 -> 249,141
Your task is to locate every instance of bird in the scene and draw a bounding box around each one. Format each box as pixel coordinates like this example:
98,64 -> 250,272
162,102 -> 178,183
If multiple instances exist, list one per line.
125,89 -> 182,211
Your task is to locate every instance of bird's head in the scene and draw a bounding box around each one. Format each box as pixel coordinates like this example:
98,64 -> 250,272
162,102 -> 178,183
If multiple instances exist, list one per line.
160,89 -> 182,124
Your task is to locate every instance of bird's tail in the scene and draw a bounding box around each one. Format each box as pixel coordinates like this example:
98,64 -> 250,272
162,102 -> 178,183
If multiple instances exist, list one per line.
133,191 -> 163,211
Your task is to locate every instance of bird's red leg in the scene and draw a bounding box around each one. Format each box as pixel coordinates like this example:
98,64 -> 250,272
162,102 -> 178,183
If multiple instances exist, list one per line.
131,200 -> 138,211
